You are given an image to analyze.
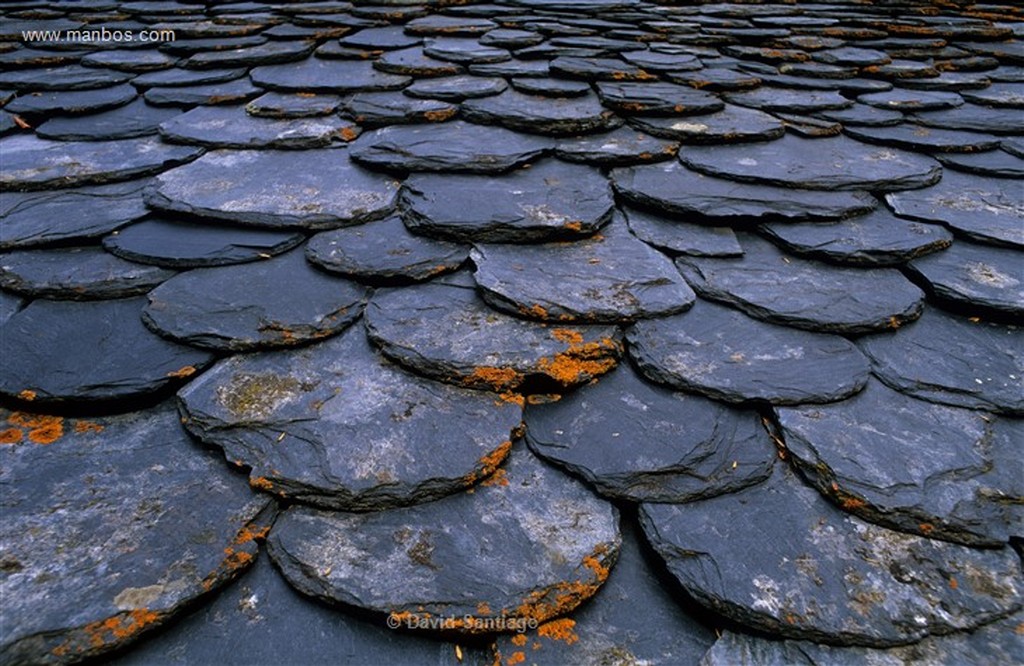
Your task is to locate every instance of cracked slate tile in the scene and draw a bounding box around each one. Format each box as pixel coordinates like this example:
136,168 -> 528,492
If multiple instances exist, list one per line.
0,246 -> 176,300
158,104 -> 355,149
363,279 -> 621,392
177,325 -> 522,510
0,402 -> 272,665
266,443 -> 620,631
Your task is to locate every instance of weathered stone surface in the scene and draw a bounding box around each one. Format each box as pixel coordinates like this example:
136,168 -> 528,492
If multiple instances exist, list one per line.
639,461 -> 1022,647
725,88 -> 852,114
858,307 -> 1023,416
624,207 -> 742,257
906,240 -> 1023,320
678,135 -> 943,192
183,40 -> 314,70
345,92 -> 456,127
267,443 -> 619,629
350,120 -> 551,174
595,82 -> 723,115
0,297 -> 214,407
0,291 -> 22,328
148,148 -> 400,229
938,148 -> 1024,179
629,104 -> 784,143
401,160 -> 613,243
612,161 -> 878,222
962,82 -> 1024,108
844,124 -> 1002,153
143,78 -> 262,107
0,403 -> 272,665
5,83 -> 137,116
306,215 -> 467,283
404,74 -> 507,101
178,326 -> 523,510
159,105 -> 354,149
472,217 -> 695,323
251,58 -> 411,93
81,49 -> 177,72
667,68 -> 763,92
759,208 -> 953,266
526,361 -> 774,502
676,235 -> 925,334
36,99 -> 182,141
779,379 -> 1022,547
554,127 -> 679,166
628,300 -> 870,405
462,89 -> 621,136
493,518 -> 715,666
511,76 -> 591,97
0,247 -> 175,300
364,280 -> 621,392
374,46 -> 464,77
339,26 -> 422,51
131,67 -> 247,89
423,38 -> 510,65
245,92 -> 342,119
550,56 -> 654,81
0,135 -> 200,192
103,218 -> 304,269
817,103 -> 904,127
143,249 -> 366,351
0,179 -> 150,249
913,104 -> 1022,135
0,64 -> 131,91
886,170 -> 1024,248
860,90 -> 964,111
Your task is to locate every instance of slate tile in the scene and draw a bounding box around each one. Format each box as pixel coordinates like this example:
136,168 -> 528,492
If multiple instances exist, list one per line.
639,461 -> 1022,647
404,74 -> 508,101
549,55 -> 655,81
624,206 -> 742,257
0,403 -> 272,665
364,280 -> 621,392
349,120 -> 552,174
858,307 -> 1023,416
937,148 -> 1024,179
159,104 -> 355,149
666,67 -> 763,91
676,234 -> 925,334
621,48 -> 702,73
469,59 -> 551,78
81,49 -> 177,72
471,216 -> 695,323
678,134 -> 943,192
462,89 -> 622,136
0,246 -> 175,301
35,98 -> 182,141
627,299 -> 870,405
0,297 -> 214,407
130,66 -> 247,89
160,36 -> 269,57
400,159 -> 613,242
345,92 -> 455,127
479,28 -> 545,49
595,81 -> 723,116
612,161 -> 878,222
339,26 -> 423,51
779,379 -> 1022,547
143,78 -> 263,106
628,103 -> 785,143
267,443 -> 620,630
245,91 -> 342,118
843,123 -> 1002,153
306,214 -> 468,283
0,135 -> 201,192
178,325 -> 523,510
510,76 -> 592,97
149,148 -> 400,229
405,15 -> 497,37
0,64 -> 132,91
374,45 -> 465,77
183,39 -> 314,69
251,58 -> 411,93
554,127 -> 679,166
906,240 -> 1024,321
0,290 -> 23,328
5,83 -> 137,116
423,37 -> 510,64
912,103 -> 1022,134
961,82 -> 1024,108
724,87 -> 853,113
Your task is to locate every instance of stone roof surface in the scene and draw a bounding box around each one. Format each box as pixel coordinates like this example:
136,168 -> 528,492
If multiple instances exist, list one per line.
0,0 -> 1022,664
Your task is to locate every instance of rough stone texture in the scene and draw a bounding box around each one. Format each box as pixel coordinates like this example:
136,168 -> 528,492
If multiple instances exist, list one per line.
267,444 -> 620,630
472,217 -> 695,323
251,57 -> 411,94
858,307 -> 1024,416
178,326 -> 523,510
306,215 -> 468,283
345,93 -> 456,127
4,84 -> 137,117
678,135 -> 943,191
0,402 -> 272,664
0,135 -> 201,192
462,89 -> 622,136
624,207 -> 742,257
143,79 -> 262,107
148,149 -> 400,229
629,104 -> 785,143
143,249 -> 366,351
525,361 -> 775,502
640,461 -> 1022,647
844,124 -> 1002,154
245,92 -> 342,119
676,234 -> 926,334
158,105 -> 355,149
0,297 -> 214,408
401,160 -> 614,242
779,379 -> 1023,547
906,240 -> 1023,320
36,99 -> 183,141
350,120 -> 551,173
938,148 -> 1024,179
612,161 -> 878,222
595,82 -> 724,115
364,280 -> 622,392
554,127 -> 679,166
0,247 -> 176,300
627,300 -> 871,405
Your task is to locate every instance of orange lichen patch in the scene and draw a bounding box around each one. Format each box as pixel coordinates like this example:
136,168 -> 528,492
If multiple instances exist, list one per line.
505,651 -> 526,665
249,476 -> 275,491
463,440 -> 513,488
949,577 -> 958,590
840,496 -> 866,511
233,524 -> 271,546
477,602 -> 492,616
6,413 -> 65,445
536,337 -> 620,386
582,554 -> 610,581
424,108 -> 457,122
481,468 -> 509,487
562,220 -> 583,232
537,618 -> 579,645
0,428 -> 23,445
166,366 -> 197,378
74,420 -> 104,434
470,366 -> 522,391
919,522 -> 935,535
340,126 -> 359,142
496,392 -> 526,408
550,328 -> 583,345
16,390 -> 37,402
519,304 -> 549,319
76,609 -> 162,650
889,316 -> 902,330
510,634 -> 527,647
221,546 -> 255,570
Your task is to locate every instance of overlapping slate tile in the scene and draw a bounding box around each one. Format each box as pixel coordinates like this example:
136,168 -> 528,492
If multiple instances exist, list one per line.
245,92 -> 342,118
0,178 -> 151,249
639,461 -> 1022,647
306,215 -> 467,283
0,247 -> 175,301
267,443 -> 620,630
35,99 -> 182,141
0,402 -> 272,665
779,379 -> 1022,547
858,307 -> 1023,416
251,57 -> 411,93
844,124 -> 1002,154
678,134 -> 943,191
346,92 -> 456,127
374,46 -> 465,77
404,74 -> 507,101
472,217 -> 695,323
0,297 -> 214,407
0,135 -> 201,192
676,234 -> 925,333
912,103 -> 1022,134
364,280 -> 621,392
627,300 -> 870,405
401,159 -> 613,243
143,78 -> 263,107
938,148 -> 1024,179
350,120 -> 551,173
595,82 -> 723,115
143,249 -> 365,351
158,104 -> 355,149
131,67 -> 247,89
554,127 -> 679,166
423,37 -> 510,65
624,207 -> 742,257
886,170 -> 1024,248
629,104 -> 785,143
184,40 -> 314,69
511,76 -> 592,97
5,83 -> 138,117
462,89 -> 622,136
178,326 -> 523,510
906,240 -> 1023,320
148,148 -> 400,229
0,64 -> 131,91
612,161 -> 878,222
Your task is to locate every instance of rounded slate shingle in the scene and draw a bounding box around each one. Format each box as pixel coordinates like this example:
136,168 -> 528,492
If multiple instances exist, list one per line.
35,99 -> 183,141
906,240 -> 1024,320
4,84 -> 138,117
623,206 -> 742,257
462,89 -> 622,136
158,105 -> 355,149
629,104 -> 785,143
251,58 -> 411,93
0,247 -> 176,301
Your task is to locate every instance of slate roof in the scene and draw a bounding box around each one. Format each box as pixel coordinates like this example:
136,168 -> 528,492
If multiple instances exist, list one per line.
0,0 -> 1021,664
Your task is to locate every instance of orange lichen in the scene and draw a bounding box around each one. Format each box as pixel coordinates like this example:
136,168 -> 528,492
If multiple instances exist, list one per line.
536,337 -> 620,386
919,523 -> 935,535
234,524 -> 271,545
550,328 -> 583,345
249,476 -> 275,491
0,428 -> 22,445
521,304 -> 549,319
510,634 -> 527,647
8,413 -> 65,445
74,420 -> 104,434
79,609 -> 161,649
470,366 -> 521,391
537,618 -> 579,645
424,108 -> 457,122
18,390 -> 36,401
582,554 -> 610,581
340,126 -> 359,142
166,366 -> 196,378
949,577 -> 958,590
477,602 -> 492,616
505,651 -> 526,665
840,497 -> 866,511
481,468 -> 509,487
562,220 -> 583,232
496,392 -> 526,407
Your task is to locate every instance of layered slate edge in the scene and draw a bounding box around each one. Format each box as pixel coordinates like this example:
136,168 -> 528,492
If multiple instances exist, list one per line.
0,1 -> 1022,665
